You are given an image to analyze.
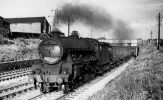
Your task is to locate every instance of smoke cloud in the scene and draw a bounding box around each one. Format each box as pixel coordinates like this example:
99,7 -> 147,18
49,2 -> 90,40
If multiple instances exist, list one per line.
54,3 -> 134,39
114,20 -> 134,39
55,3 -> 113,31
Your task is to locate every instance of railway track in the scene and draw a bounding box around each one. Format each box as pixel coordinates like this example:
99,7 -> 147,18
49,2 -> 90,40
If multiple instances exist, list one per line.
0,57 -> 132,100
0,68 -> 31,82
0,59 -> 41,82
28,91 -> 65,100
56,58 -> 133,100
17,58 -> 133,100
55,72 -> 110,100
24,78 -> 104,100
0,79 -> 36,100
0,59 -> 40,99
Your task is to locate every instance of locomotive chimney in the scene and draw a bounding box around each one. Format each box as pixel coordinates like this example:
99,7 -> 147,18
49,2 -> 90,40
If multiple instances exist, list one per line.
68,16 -> 70,36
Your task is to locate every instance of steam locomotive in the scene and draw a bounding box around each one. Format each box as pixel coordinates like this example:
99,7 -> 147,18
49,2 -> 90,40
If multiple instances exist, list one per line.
29,30 -> 137,93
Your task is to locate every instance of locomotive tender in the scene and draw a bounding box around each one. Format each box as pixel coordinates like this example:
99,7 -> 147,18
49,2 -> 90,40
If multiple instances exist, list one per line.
29,30 -> 137,93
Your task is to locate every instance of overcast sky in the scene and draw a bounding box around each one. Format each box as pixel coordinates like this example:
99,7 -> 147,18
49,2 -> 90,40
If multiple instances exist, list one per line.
0,0 -> 163,39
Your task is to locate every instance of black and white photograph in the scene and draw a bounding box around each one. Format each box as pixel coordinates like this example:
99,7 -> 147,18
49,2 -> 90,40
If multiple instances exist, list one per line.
0,0 -> 163,100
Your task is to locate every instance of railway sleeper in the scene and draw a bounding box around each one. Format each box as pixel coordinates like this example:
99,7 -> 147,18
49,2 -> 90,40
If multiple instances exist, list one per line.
0,83 -> 28,94
0,69 -> 31,78
0,85 -> 35,99
0,67 -> 28,73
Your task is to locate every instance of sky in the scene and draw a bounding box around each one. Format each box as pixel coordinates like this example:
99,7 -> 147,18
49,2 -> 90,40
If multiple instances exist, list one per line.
0,0 -> 163,39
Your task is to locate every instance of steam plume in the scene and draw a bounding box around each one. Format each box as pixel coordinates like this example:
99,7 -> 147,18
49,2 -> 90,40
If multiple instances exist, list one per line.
54,3 -> 134,39
114,20 -> 133,39
55,3 -> 113,31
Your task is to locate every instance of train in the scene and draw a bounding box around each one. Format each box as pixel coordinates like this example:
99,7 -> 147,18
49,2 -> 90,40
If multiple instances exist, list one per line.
28,30 -> 138,93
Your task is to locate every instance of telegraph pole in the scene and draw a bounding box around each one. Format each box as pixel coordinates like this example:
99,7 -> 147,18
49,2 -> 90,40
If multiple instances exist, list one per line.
157,13 -> 161,50
150,30 -> 153,40
68,16 -> 70,36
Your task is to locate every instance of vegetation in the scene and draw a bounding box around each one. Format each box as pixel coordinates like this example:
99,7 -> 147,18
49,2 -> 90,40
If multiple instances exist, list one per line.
0,28 -> 13,44
0,28 -> 10,37
0,37 -> 41,62
89,45 -> 163,100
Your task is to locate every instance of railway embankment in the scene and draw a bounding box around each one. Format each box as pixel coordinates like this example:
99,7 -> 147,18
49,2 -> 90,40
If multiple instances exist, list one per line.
89,45 -> 163,100
0,38 -> 41,62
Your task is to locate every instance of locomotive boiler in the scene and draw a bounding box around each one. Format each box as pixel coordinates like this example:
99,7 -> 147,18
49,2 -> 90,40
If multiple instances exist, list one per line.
29,31 -> 112,93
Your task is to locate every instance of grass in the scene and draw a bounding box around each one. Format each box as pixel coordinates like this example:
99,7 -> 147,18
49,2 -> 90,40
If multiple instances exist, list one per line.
0,38 -> 41,62
89,45 -> 163,100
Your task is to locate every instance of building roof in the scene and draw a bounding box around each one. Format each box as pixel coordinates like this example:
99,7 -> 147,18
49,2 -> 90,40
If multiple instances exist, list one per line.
4,16 -> 48,24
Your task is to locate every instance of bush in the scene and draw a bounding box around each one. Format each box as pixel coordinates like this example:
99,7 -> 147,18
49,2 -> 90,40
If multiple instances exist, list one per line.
0,38 -> 41,62
0,34 -> 4,44
14,38 -> 30,46
0,28 -> 14,44
0,28 -> 10,37
0,34 -> 14,45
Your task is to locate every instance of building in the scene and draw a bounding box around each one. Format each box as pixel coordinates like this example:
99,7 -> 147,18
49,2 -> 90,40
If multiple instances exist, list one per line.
4,16 -> 50,34
1,16 -> 51,38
